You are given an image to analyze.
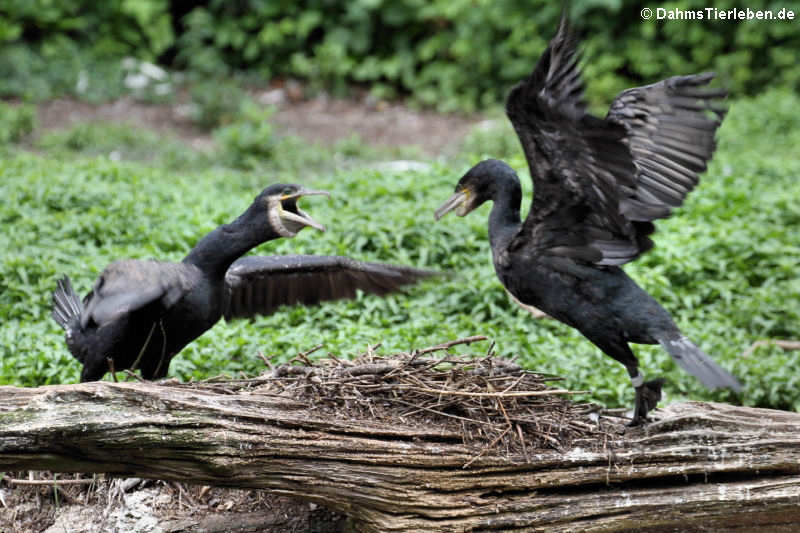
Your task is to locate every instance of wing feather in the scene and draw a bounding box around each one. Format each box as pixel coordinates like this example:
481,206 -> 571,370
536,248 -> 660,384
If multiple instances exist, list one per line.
223,255 -> 437,320
609,73 -> 727,232
82,259 -> 198,327
505,12 -> 726,266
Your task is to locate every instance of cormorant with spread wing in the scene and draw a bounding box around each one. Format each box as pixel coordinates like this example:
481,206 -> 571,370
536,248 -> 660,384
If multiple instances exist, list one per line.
53,184 -> 435,382
434,15 -> 741,425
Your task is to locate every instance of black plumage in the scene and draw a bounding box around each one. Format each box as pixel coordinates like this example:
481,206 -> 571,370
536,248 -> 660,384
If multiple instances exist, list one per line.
53,184 -> 435,382
434,14 -> 741,425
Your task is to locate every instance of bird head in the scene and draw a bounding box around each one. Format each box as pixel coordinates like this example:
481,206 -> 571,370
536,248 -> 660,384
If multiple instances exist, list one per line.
259,183 -> 330,237
434,159 -> 518,220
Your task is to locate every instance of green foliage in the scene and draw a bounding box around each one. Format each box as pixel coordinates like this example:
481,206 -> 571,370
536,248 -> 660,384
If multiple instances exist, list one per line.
30,113 -> 404,177
1,90 -> 798,415
1,1 -> 798,109
0,1 -> 174,103
213,101 -> 279,169
0,101 -> 35,144
173,0 -> 800,111
189,80 -> 248,130
36,121 -> 205,170
0,0 -> 173,59
459,115 -> 522,162
0,43 -> 144,103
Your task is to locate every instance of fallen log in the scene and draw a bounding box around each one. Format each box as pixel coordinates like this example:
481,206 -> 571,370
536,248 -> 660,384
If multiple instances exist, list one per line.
1,350 -> 799,532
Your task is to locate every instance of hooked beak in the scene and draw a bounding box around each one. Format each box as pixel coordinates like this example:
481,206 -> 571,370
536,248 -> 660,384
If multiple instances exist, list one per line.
434,190 -> 469,220
280,188 -> 330,202
274,188 -> 330,236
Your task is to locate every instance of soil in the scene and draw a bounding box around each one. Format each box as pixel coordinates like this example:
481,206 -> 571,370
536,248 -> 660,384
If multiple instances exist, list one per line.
35,86 -> 481,156
7,91 -> 482,533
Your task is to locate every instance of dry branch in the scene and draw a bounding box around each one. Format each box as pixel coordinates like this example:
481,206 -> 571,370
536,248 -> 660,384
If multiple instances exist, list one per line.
2,342 -> 800,532
741,339 -> 800,358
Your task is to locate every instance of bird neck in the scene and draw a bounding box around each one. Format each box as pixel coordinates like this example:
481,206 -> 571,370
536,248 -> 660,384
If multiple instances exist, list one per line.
488,181 -> 522,251
182,205 -> 278,278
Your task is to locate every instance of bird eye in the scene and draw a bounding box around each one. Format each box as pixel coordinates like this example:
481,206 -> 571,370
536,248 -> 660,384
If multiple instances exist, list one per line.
282,187 -> 294,196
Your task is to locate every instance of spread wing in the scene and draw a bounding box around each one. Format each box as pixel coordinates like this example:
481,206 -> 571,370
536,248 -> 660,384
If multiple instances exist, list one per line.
607,73 -> 727,219
505,14 -> 726,266
223,255 -> 437,320
82,260 -> 198,327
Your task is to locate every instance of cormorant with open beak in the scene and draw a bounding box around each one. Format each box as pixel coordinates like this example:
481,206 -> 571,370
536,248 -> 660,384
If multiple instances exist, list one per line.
53,184 -> 435,382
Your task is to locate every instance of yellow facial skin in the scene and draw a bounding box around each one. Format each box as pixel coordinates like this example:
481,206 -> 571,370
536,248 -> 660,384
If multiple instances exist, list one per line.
269,189 -> 329,237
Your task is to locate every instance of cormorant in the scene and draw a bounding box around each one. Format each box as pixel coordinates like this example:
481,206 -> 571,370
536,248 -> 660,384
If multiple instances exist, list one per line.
434,15 -> 741,425
52,184 -> 435,382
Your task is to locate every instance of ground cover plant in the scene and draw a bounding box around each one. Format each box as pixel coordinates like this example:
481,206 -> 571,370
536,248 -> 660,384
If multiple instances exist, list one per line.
0,88 -> 798,413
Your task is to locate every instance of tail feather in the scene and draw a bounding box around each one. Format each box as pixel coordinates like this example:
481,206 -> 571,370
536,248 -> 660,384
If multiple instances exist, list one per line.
52,276 -> 83,331
659,335 -> 742,392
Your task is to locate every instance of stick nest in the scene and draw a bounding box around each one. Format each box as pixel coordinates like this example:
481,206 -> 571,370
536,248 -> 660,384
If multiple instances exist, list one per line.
191,336 -> 619,461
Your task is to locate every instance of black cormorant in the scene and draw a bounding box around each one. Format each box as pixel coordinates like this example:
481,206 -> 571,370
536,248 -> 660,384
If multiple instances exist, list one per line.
53,184 -> 435,382
434,15 -> 741,425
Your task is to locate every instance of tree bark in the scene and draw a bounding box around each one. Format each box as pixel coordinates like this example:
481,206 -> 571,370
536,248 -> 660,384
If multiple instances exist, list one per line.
1,381 -> 799,532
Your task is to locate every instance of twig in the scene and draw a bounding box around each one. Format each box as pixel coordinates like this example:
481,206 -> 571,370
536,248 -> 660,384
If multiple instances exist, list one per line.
406,387 -> 584,398
741,339 -> 800,358
415,335 -> 489,356
5,478 -> 98,486
258,351 -> 275,369
123,370 -> 146,383
387,398 -> 495,426
200,374 -> 233,383
463,425 -> 512,468
106,357 -> 117,383
516,423 -> 529,462
299,344 -> 324,359
366,342 -> 381,361
485,340 -> 496,356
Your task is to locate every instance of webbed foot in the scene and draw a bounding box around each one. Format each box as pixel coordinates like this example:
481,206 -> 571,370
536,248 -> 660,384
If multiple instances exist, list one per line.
627,378 -> 665,426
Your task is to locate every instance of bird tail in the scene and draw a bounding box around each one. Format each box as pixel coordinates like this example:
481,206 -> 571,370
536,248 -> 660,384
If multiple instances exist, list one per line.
52,276 -> 83,331
658,333 -> 742,392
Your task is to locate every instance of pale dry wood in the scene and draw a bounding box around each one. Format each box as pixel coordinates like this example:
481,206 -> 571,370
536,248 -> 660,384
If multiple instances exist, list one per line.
3,477 -> 97,486
1,381 -> 799,532
741,339 -> 800,358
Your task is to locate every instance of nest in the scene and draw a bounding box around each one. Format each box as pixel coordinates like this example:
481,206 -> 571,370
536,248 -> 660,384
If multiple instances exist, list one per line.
187,336 -> 619,463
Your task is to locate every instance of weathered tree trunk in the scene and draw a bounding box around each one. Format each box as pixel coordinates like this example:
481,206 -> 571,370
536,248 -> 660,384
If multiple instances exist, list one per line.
1,381 -> 799,532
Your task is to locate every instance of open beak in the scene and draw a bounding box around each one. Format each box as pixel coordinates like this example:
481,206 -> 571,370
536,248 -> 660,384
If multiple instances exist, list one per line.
280,188 -> 330,202
278,188 -> 330,234
434,190 -> 469,220
279,207 -> 326,232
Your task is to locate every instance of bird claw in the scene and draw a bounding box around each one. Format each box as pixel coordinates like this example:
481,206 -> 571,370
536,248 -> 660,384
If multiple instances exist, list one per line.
628,378 -> 666,426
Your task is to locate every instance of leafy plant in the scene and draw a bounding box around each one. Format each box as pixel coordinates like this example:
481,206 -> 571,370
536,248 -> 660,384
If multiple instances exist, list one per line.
0,44 -> 142,103
36,121 -> 208,170
213,100 -> 278,168
172,0 -> 800,111
1,1 -> 798,110
189,80 -> 248,130
0,0 -> 173,59
0,101 -> 35,144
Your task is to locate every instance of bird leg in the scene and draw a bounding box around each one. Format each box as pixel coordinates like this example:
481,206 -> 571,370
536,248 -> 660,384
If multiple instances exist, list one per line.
106,357 -> 118,383
628,371 -> 665,426
130,321 -> 157,374
151,320 -> 168,379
